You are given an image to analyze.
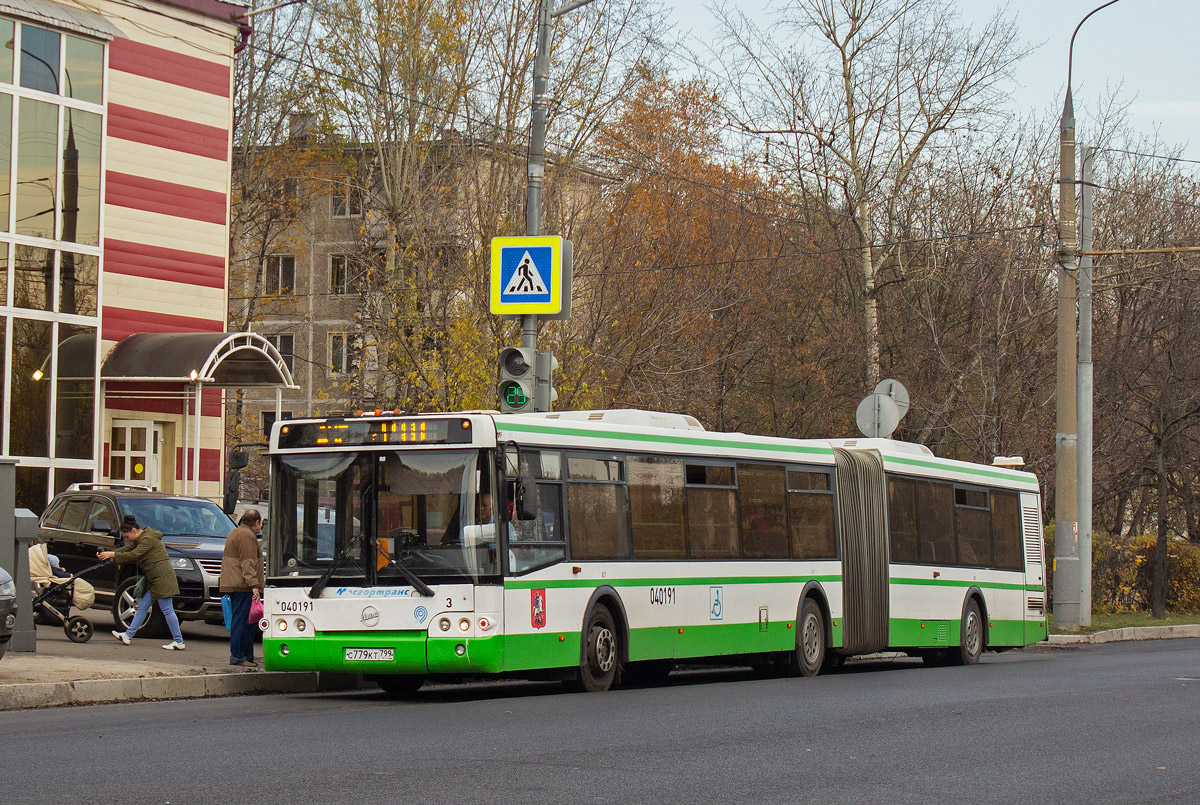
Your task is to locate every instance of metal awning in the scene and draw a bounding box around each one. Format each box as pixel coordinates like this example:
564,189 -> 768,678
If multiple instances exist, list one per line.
101,332 -> 296,388
0,0 -> 125,40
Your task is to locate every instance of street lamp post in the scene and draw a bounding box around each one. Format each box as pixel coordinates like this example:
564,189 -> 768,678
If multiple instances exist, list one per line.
1053,0 -> 1122,632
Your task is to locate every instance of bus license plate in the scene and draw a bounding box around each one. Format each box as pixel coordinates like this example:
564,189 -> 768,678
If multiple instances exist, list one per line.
345,648 -> 394,662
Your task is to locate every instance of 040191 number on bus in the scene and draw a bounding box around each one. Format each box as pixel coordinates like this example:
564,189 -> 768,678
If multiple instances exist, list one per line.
649,587 -> 677,605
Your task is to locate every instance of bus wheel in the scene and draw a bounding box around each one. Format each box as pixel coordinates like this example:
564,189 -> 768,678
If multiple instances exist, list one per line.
949,599 -> 984,666
574,606 -> 619,692
795,598 -> 826,677
375,674 -> 425,697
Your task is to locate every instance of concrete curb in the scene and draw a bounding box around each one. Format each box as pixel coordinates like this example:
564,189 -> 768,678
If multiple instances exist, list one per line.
0,671 -> 325,711
1047,624 -> 1200,644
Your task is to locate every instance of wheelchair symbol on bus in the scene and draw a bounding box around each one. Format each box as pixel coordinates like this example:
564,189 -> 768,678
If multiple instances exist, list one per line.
710,586 -> 723,621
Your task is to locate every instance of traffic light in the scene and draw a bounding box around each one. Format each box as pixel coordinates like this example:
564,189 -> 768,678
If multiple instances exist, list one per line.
498,347 -> 535,413
535,349 -> 558,412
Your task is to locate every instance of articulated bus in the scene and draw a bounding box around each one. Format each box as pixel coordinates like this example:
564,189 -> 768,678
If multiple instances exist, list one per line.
261,409 -> 1047,693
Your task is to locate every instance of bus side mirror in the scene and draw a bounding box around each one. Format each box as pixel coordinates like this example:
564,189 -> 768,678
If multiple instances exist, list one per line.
228,449 -> 250,470
223,470 -> 240,516
516,477 -> 538,521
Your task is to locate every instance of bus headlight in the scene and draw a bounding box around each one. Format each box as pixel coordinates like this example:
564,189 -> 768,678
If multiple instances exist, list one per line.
277,619 -> 288,631
438,617 -> 451,632
295,618 -> 306,632
458,618 -> 470,632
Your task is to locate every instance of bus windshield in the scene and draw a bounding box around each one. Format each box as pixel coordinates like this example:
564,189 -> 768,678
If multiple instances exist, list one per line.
269,449 -> 499,583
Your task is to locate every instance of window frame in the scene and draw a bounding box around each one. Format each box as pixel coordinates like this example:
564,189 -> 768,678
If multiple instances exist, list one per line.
265,332 -> 295,372
261,255 -> 295,296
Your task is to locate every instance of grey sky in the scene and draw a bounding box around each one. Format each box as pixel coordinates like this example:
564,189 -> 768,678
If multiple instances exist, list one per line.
669,0 -> 1200,161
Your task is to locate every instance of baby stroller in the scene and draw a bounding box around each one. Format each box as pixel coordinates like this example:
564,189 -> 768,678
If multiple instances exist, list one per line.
29,544 -> 99,643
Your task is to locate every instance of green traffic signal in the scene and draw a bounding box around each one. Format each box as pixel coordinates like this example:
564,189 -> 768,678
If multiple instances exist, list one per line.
499,379 -> 530,410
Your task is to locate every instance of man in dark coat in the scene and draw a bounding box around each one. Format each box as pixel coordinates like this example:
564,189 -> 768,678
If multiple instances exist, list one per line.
220,509 -> 265,667
99,515 -> 186,649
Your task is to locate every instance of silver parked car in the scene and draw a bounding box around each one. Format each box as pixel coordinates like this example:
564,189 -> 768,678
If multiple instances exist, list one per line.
0,565 -> 16,661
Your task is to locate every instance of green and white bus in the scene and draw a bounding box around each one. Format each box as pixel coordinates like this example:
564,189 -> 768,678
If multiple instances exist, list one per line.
261,409 -> 1047,693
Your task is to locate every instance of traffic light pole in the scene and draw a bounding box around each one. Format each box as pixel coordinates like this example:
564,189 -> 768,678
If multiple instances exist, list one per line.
521,0 -> 551,402
517,0 -> 594,412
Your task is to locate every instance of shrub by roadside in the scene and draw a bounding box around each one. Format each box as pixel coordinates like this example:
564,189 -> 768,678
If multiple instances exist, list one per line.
1046,527 -> 1200,613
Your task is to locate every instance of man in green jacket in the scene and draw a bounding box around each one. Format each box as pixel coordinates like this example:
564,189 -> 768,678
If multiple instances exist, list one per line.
98,515 -> 186,649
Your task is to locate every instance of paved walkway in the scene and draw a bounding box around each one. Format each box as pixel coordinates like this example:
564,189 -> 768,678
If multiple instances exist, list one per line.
2,616 -> 1197,711
0,614 -> 350,710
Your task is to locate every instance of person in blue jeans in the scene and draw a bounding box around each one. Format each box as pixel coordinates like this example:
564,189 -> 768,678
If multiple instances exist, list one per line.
220,509 -> 264,667
99,515 -> 185,649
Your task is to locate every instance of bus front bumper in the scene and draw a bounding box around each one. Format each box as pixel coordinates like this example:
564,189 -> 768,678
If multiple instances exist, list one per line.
264,631 -> 503,674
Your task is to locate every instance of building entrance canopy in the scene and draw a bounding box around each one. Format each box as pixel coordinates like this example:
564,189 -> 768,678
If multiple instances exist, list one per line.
58,332 -> 298,495
99,332 -> 297,387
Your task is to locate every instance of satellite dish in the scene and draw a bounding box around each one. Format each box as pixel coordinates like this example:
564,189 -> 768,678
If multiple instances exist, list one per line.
856,393 -> 901,439
874,378 -> 910,417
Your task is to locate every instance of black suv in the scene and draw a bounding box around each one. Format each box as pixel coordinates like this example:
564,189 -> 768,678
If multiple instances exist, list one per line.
38,485 -> 237,634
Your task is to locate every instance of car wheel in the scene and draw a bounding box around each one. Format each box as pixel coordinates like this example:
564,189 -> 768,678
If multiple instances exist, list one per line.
112,576 -> 168,638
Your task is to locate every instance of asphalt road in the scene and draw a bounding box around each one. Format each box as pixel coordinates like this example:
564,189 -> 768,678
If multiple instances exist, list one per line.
2,639 -> 1198,804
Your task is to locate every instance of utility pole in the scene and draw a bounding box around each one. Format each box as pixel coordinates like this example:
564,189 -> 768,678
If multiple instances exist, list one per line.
1053,1 -> 1122,631
1078,145 -> 1095,627
1053,73 -> 1080,631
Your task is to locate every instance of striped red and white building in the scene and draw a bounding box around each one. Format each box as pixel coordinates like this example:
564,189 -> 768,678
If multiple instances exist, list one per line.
2,0 -> 290,512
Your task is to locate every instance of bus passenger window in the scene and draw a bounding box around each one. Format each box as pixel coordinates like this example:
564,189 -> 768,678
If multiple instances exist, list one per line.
887,477 -> 918,563
991,491 -> 1023,570
739,463 -> 788,559
917,481 -> 955,564
628,456 -> 686,559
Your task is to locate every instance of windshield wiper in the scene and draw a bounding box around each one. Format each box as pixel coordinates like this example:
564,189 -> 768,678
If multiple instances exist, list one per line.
391,560 -> 435,597
307,536 -> 363,599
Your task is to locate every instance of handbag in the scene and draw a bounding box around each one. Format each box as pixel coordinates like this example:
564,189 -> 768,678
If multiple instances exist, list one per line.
131,576 -> 148,600
221,594 -> 233,632
248,597 -> 264,625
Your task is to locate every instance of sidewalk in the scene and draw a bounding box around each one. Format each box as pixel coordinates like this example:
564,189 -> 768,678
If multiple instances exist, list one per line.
3,619 -> 1197,711
1046,623 -> 1200,644
0,616 -> 358,711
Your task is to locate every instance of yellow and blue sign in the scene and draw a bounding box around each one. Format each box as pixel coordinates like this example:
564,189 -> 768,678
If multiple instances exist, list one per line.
490,236 -> 568,316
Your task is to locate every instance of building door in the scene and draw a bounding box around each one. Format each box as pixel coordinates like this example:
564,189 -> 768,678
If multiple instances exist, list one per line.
110,419 -> 162,489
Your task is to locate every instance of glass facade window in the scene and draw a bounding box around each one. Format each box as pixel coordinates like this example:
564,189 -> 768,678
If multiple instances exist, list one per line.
0,19 -> 106,512
20,26 -> 60,94
14,244 -> 53,310
59,252 -> 97,315
10,316 -> 51,457
62,108 -> 101,246
54,323 -> 94,460
16,97 -> 58,239
64,36 -> 103,104
0,20 -> 13,84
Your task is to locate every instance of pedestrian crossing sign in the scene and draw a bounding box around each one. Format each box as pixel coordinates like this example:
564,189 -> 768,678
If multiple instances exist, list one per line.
490,236 -> 570,316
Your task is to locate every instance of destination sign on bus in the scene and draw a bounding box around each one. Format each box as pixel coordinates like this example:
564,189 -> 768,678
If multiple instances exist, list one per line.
276,417 -> 474,449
